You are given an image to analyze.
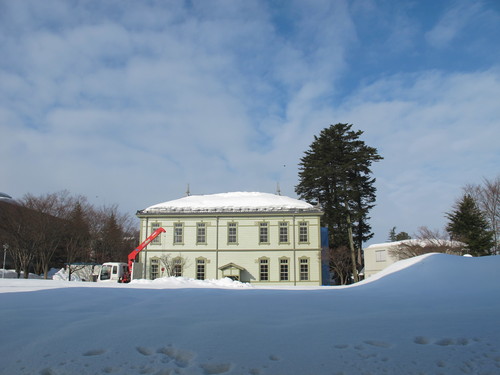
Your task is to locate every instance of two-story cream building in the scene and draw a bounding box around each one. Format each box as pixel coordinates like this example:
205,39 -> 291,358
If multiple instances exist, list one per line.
134,192 -> 324,285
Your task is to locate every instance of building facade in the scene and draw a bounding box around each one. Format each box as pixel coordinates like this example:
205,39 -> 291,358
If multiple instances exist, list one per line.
134,192 -> 324,285
363,242 -> 400,278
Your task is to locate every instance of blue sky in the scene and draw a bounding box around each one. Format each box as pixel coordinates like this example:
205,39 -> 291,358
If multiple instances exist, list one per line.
1,0 -> 499,245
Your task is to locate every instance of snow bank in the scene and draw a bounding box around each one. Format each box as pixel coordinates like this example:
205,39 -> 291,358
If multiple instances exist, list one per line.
1,254 -> 499,375
130,276 -> 254,288
0,269 -> 42,279
52,268 -> 83,281
358,252 -> 437,285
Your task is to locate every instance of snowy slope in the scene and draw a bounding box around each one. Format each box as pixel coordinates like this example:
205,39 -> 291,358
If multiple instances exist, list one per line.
1,254 -> 499,375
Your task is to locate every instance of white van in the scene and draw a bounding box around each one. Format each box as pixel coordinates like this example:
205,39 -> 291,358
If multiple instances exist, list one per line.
98,262 -> 129,282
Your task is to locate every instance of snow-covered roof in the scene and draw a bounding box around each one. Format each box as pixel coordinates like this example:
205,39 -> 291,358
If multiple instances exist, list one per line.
365,239 -> 464,250
0,192 -> 16,203
0,192 -> 13,200
138,192 -> 320,214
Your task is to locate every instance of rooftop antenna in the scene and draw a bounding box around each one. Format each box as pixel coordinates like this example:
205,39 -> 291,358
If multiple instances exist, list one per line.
276,182 -> 281,196
186,184 -> 191,196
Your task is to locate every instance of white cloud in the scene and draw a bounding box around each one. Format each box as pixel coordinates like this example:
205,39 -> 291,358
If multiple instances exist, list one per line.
0,0 -> 498,246
335,68 -> 500,241
425,1 -> 482,48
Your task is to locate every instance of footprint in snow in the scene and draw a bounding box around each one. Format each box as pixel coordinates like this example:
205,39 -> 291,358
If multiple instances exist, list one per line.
434,338 -> 469,346
414,336 -> 430,345
40,368 -> 56,375
364,340 -> 392,348
83,349 -> 106,356
136,346 -> 154,356
157,346 -> 195,367
436,360 -> 447,368
200,363 -> 232,375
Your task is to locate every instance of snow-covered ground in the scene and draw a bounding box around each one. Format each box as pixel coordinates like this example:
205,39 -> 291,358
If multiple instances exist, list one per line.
1,254 -> 499,375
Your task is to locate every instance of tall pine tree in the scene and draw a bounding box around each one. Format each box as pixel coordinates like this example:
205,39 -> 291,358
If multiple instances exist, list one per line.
296,123 -> 382,281
446,194 -> 494,256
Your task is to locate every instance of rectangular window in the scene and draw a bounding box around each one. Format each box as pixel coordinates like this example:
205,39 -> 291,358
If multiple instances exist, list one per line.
259,258 -> 269,281
174,223 -> 183,244
173,258 -> 182,277
197,222 -> 206,244
196,259 -> 205,280
259,222 -> 269,244
279,222 -> 289,243
299,222 -> 308,243
151,223 -> 161,244
150,258 -> 159,280
279,258 -> 289,281
299,258 -> 309,281
228,222 -> 237,244
376,250 -> 387,262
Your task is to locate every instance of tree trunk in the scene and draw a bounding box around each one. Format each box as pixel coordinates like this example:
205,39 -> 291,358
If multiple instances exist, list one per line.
345,203 -> 359,283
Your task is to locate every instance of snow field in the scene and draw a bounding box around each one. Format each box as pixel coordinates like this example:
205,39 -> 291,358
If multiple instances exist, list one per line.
0,254 -> 499,375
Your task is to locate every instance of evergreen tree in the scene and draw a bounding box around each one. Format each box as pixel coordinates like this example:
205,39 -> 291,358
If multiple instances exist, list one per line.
64,202 -> 91,263
97,213 -> 124,263
296,123 -> 383,281
446,194 -> 494,256
388,226 -> 411,242
63,202 -> 91,280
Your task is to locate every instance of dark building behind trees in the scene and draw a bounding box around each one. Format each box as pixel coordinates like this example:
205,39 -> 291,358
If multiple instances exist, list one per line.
0,191 -> 138,278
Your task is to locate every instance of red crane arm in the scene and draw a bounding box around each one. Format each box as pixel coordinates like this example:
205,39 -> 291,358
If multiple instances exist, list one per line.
127,227 -> 166,268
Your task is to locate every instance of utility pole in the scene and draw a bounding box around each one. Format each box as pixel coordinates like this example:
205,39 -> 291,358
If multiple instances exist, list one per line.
2,243 -> 8,279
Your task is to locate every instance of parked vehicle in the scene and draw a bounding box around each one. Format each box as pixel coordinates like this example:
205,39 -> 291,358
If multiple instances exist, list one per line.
98,262 -> 129,282
97,227 -> 166,283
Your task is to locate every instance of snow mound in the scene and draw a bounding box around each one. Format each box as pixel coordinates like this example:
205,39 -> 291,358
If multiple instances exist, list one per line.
1,253 -> 500,375
358,253 -> 500,294
0,269 -> 42,279
359,253 -> 437,285
130,276 -> 254,288
52,268 -> 83,281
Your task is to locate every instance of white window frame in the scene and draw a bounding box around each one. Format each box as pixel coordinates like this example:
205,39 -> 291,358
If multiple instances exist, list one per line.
173,257 -> 183,277
173,223 -> 184,244
196,258 -> 206,280
259,222 -> 269,244
259,257 -> 269,281
150,258 -> 159,280
196,222 -> 206,245
298,221 -> 309,243
151,222 -> 162,245
279,222 -> 289,244
279,258 -> 289,281
376,250 -> 387,262
228,222 -> 238,244
299,257 -> 309,281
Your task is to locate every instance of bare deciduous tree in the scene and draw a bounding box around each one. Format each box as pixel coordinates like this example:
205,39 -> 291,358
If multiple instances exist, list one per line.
322,246 -> 353,285
389,227 -> 466,260
20,191 -> 80,278
159,254 -> 190,277
0,202 -> 39,278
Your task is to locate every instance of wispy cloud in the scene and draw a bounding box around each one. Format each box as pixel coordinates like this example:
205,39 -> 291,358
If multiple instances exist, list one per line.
0,0 -> 499,244
425,1 -> 490,48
